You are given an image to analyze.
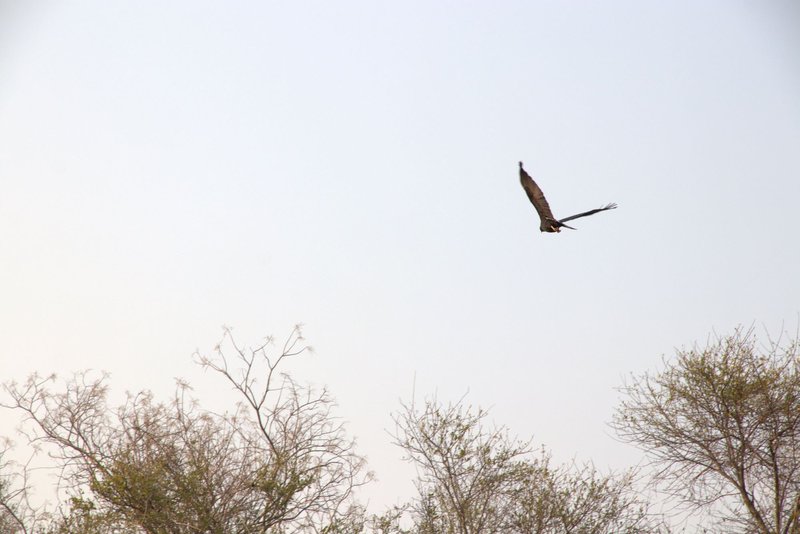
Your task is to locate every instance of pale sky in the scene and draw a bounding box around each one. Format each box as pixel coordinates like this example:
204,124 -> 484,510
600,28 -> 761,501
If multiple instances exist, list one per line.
1,1 -> 799,512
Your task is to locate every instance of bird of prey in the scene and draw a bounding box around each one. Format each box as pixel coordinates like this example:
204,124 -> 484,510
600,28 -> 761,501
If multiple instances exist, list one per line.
519,161 -> 617,233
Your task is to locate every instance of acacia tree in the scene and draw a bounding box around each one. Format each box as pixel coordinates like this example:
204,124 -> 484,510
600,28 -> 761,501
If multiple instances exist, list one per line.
2,326 -> 370,534
392,397 -> 661,534
613,327 -> 800,534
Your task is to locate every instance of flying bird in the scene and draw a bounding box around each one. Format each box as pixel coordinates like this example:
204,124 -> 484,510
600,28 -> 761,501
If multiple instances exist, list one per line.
519,161 -> 617,233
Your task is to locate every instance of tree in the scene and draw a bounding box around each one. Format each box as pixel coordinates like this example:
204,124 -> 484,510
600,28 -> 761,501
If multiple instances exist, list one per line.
507,455 -> 658,534
392,396 -> 661,534
392,398 -> 530,534
0,443 -> 34,534
613,326 -> 800,534
2,326 -> 370,534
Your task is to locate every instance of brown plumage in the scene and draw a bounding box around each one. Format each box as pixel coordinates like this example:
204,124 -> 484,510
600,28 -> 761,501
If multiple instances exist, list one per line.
519,161 -> 617,233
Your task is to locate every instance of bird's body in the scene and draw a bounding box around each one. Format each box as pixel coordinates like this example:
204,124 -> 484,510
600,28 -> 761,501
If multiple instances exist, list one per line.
519,162 -> 617,233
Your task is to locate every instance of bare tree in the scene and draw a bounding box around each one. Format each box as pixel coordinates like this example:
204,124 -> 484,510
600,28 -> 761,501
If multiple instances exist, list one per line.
2,326 -> 370,534
392,396 -> 661,534
613,326 -> 800,534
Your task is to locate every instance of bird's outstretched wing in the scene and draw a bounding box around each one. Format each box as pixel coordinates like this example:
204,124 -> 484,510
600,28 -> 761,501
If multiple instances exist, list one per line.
559,203 -> 617,223
519,162 -> 556,224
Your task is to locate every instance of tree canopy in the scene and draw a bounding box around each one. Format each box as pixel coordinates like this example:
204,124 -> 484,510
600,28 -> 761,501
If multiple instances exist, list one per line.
614,327 -> 800,534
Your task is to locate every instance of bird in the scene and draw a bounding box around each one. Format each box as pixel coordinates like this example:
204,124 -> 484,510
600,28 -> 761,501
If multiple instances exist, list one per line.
519,161 -> 617,233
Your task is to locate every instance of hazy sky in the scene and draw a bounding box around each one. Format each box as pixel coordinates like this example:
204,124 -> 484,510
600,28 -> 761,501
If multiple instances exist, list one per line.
2,1 -> 799,511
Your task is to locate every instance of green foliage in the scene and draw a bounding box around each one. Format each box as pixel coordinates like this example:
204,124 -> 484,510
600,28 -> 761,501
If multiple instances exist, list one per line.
41,496 -> 135,534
